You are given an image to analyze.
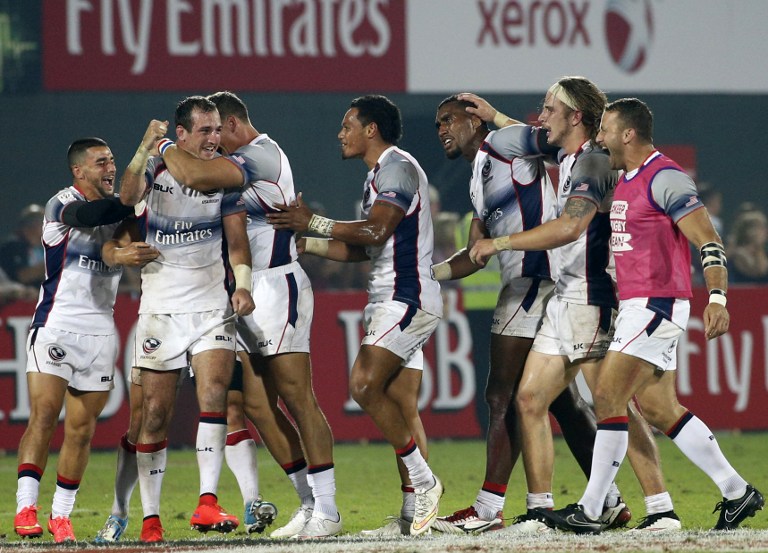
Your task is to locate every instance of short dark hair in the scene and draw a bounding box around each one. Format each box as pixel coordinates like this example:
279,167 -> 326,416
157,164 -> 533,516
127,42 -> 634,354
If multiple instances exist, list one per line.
67,137 -> 109,167
437,94 -> 489,131
208,91 -> 249,122
350,95 -> 402,145
551,76 -> 607,140
604,98 -> 654,143
175,95 -> 219,132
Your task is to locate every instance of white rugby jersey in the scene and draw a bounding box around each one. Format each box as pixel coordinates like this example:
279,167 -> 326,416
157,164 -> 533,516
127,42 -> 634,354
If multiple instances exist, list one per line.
227,134 -> 298,271
554,141 -> 617,307
361,146 -> 442,317
32,186 -> 123,335
469,125 -> 557,287
136,157 -> 245,314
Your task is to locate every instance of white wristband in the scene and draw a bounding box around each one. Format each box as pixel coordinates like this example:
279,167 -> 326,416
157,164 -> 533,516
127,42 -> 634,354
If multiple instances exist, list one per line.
708,291 -> 727,306
308,214 -> 336,237
304,237 -> 330,257
233,264 -> 252,293
430,262 -> 452,281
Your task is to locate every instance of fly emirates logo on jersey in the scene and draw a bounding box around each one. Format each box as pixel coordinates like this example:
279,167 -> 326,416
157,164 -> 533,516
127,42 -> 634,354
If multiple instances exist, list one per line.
154,220 -> 213,246
609,200 -> 632,252
43,0 -> 405,91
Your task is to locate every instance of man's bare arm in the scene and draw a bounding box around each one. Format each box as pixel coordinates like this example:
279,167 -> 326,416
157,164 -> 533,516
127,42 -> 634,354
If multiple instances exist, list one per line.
161,145 -> 245,191
469,197 -> 597,266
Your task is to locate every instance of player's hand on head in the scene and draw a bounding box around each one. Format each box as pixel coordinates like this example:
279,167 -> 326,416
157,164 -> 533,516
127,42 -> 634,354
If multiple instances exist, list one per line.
232,289 -> 255,316
703,303 -> 729,339
457,93 -> 496,123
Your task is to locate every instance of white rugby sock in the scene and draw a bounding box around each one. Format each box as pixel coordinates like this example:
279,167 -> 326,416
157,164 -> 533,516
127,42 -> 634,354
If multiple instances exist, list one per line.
474,489 -> 504,520
225,429 -> 259,505
137,441 -> 167,518
667,412 -> 747,500
396,438 -> 433,489
400,486 -> 415,522
283,459 -> 314,507
111,433 -> 138,518
51,475 -> 79,518
580,420 -> 629,520
16,463 -> 43,513
308,464 -> 338,519
196,414 -> 227,497
605,482 -> 621,508
526,492 -> 554,510
645,492 -> 674,515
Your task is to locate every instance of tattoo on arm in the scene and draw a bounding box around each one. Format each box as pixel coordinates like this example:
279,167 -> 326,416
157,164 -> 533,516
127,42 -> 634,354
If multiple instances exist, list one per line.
563,197 -> 596,219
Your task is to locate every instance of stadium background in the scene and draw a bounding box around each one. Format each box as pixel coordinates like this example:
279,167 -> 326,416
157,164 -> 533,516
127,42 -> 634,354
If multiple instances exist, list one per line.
1,0 -> 767,449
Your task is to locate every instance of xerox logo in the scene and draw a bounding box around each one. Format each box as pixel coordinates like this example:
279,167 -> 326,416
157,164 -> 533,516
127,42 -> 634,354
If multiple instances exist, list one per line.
477,0 -> 590,47
143,338 -> 162,354
604,0 -> 654,73
474,0 -> 655,74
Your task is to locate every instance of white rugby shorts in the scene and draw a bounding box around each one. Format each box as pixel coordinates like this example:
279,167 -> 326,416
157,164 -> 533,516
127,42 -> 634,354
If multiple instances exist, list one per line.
491,278 -> 554,339
237,261 -> 312,357
609,297 -> 689,371
134,309 -> 236,371
361,300 -> 440,370
26,326 -> 117,392
532,295 -> 616,362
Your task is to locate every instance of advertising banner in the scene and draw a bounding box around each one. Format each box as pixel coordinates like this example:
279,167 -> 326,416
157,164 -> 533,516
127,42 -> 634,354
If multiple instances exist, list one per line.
40,1 -> 768,93
42,0 -> 405,92
406,0 -> 768,93
0,289 -> 481,449
0,287 -> 765,451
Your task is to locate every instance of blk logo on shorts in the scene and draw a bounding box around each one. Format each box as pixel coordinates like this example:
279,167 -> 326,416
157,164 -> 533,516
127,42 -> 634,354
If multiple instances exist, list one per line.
143,338 -> 162,354
48,346 -> 66,361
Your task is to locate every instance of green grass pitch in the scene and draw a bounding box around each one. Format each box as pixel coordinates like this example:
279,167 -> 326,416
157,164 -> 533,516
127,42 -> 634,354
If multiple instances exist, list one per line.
0,433 -> 765,543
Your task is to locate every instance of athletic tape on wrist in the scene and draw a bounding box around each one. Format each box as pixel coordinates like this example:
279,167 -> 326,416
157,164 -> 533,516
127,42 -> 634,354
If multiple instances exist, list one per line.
233,264 -> 252,293
127,145 -> 150,175
492,235 -> 512,251
308,214 -> 336,237
493,111 -> 511,128
304,237 -> 330,257
708,289 -> 727,306
700,241 -> 727,271
430,262 -> 452,281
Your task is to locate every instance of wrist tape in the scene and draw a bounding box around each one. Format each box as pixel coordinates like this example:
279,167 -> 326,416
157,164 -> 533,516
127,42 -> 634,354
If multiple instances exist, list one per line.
308,214 -> 336,237
233,264 -> 252,293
